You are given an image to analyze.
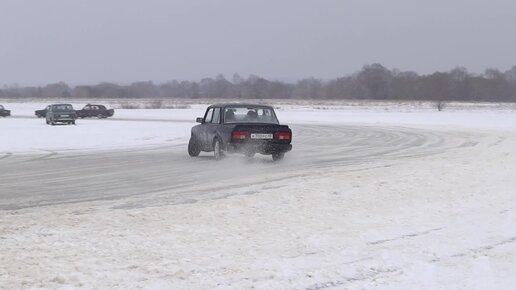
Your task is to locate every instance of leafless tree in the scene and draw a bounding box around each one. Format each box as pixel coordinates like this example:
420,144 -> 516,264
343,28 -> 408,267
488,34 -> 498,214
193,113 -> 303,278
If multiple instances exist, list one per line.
3,64 -> 516,102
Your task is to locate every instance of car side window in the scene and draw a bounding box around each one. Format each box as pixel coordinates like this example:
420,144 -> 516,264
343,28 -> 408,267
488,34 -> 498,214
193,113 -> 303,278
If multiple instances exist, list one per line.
204,108 -> 214,123
211,108 -> 221,124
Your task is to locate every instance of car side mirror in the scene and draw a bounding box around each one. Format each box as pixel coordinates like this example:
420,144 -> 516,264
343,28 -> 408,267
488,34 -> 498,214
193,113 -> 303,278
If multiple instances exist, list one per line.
196,117 -> 203,123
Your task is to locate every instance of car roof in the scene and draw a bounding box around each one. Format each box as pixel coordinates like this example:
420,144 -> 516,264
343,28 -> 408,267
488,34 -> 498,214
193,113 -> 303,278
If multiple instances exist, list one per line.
50,104 -> 73,108
209,103 -> 274,109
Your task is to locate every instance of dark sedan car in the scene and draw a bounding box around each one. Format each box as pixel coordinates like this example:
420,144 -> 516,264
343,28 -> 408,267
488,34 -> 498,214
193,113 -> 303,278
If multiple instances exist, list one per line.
76,104 -> 115,118
188,104 -> 292,161
46,104 -> 77,125
0,105 -> 11,117
35,105 -> 50,118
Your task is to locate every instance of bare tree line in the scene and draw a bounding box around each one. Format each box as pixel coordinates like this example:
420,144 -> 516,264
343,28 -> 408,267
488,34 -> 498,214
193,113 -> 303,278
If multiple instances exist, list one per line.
2,64 -> 516,102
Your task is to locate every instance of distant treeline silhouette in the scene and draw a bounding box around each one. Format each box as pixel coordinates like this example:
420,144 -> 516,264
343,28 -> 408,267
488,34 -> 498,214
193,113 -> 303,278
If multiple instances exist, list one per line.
2,64 -> 516,102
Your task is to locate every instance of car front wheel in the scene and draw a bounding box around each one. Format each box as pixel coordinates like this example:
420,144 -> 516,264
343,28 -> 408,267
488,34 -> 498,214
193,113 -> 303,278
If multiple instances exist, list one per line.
188,137 -> 201,157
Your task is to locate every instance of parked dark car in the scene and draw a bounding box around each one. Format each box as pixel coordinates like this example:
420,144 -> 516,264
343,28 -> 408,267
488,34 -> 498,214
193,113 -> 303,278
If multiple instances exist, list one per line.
46,104 -> 77,125
35,106 -> 50,118
188,104 -> 292,161
76,104 -> 114,118
0,105 -> 11,117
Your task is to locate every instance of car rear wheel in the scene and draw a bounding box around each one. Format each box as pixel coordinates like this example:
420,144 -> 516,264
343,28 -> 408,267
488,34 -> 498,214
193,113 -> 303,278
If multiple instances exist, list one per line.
188,137 -> 201,157
213,139 -> 225,161
97,114 -> 104,119
272,152 -> 285,161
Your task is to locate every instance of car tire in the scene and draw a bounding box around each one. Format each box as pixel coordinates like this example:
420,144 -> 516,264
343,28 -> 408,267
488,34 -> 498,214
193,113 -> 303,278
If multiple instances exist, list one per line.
97,114 -> 104,119
188,137 -> 201,157
244,151 -> 255,158
46,119 -> 49,124
213,138 -> 225,161
72,120 -> 76,125
272,152 -> 285,161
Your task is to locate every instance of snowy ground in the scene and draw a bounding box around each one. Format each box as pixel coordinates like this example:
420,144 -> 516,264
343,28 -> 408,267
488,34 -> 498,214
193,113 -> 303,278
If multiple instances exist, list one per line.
0,118 -> 192,154
1,101 -> 516,289
2,100 -> 516,154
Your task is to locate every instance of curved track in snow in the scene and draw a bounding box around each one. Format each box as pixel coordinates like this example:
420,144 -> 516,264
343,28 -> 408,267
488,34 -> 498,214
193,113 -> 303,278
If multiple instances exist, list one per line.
0,124 -> 475,210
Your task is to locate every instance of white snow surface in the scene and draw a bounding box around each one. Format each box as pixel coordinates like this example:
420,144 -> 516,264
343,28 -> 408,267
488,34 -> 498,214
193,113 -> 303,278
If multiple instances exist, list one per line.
1,100 -> 516,289
2,101 -> 516,154
0,118 -> 193,154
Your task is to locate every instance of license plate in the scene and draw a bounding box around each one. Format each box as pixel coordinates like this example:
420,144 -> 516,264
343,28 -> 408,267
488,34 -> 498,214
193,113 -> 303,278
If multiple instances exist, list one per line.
250,133 -> 273,139
61,115 -> 69,117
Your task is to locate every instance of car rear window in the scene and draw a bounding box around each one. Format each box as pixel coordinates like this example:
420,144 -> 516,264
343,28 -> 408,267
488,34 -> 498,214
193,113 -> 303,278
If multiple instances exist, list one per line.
53,105 -> 74,111
224,107 -> 279,124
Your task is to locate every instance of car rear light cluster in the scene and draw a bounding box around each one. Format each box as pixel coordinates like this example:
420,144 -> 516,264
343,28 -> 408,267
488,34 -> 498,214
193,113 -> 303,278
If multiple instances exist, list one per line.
232,131 -> 250,140
275,132 -> 291,140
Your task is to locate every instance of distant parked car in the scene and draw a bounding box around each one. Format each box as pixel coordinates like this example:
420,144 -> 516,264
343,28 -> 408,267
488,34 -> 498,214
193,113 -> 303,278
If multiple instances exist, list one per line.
0,105 -> 11,117
35,106 -> 50,118
188,103 -> 292,161
46,104 -> 77,125
76,104 -> 114,119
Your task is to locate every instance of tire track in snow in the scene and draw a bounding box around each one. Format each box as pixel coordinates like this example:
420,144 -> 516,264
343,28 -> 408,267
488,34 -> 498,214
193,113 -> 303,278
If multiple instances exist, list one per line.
0,124 -> 478,210
305,267 -> 401,290
366,227 -> 444,245
430,236 -> 516,263
0,153 -> 12,160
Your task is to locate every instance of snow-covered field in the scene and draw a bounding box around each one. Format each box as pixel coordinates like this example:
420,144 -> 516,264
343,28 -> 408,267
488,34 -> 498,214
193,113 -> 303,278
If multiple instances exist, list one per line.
0,118 -> 192,154
2,100 -> 516,154
1,100 -> 516,289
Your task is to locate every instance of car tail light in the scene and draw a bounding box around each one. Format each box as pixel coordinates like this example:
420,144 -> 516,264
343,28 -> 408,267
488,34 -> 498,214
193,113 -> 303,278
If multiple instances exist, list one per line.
275,132 -> 291,140
232,131 -> 250,140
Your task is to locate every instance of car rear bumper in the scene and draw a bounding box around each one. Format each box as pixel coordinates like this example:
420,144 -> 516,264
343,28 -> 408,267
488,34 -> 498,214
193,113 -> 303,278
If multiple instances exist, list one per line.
54,117 -> 76,121
227,141 -> 292,155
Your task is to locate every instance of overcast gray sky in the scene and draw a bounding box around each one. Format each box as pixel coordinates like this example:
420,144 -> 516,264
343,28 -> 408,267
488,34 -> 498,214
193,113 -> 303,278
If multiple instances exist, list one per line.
1,0 -> 515,85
